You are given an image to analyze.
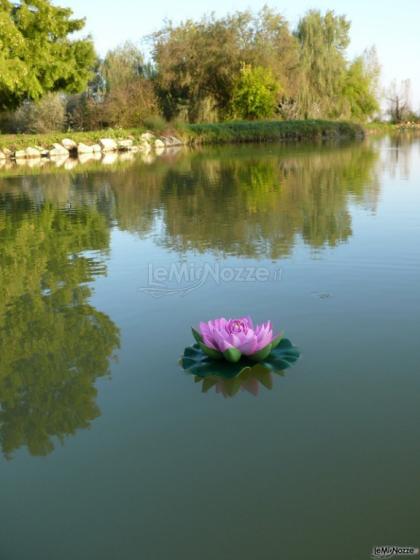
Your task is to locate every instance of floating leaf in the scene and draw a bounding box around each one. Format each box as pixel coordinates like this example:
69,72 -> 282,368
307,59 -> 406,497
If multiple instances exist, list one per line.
180,338 -> 300,382
249,342 -> 272,362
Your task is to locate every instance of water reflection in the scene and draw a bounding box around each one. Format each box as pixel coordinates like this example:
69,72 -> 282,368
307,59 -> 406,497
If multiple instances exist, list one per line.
194,364 -> 284,398
1,142 -> 382,260
81,142 -> 380,258
380,133 -> 420,180
0,194 -> 120,459
0,140 -> 383,453
180,338 -> 300,398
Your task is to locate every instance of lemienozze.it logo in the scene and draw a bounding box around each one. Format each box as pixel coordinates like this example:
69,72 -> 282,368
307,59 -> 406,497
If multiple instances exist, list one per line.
371,545 -> 419,559
139,262 -> 282,297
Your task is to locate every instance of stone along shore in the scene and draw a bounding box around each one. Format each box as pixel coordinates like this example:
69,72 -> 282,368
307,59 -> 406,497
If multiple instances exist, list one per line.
0,132 -> 184,163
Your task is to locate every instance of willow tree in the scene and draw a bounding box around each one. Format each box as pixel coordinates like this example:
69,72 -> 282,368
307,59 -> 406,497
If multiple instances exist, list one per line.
341,48 -> 380,121
0,0 -> 95,110
101,42 -> 158,127
295,10 -> 350,118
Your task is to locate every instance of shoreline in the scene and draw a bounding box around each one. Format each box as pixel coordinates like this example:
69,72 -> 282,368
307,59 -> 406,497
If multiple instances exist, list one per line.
0,120 -> 365,163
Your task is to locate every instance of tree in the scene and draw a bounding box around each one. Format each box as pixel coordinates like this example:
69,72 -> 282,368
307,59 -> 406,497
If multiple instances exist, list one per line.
341,48 -> 380,121
0,0 -> 96,110
102,42 -> 145,92
230,64 -> 279,119
295,10 -> 350,118
386,79 -> 412,123
151,9 -> 298,122
100,42 -> 158,127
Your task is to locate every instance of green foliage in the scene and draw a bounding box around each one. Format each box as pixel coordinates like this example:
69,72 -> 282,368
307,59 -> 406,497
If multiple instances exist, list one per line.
295,10 -> 351,118
142,114 -> 167,132
102,42 -> 144,92
152,8 -> 299,122
342,50 -> 380,121
186,119 -> 363,144
0,0 -> 96,110
230,65 -> 280,120
0,5 -> 381,131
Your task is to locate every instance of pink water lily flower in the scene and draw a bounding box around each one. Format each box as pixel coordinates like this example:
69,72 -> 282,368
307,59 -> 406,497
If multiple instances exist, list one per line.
192,316 -> 282,363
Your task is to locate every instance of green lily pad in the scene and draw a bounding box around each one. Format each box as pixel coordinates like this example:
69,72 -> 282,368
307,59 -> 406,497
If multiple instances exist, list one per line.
249,342 -> 272,362
179,338 -> 300,380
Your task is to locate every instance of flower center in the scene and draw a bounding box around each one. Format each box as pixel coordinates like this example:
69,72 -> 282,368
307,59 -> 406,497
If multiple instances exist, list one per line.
226,319 -> 248,335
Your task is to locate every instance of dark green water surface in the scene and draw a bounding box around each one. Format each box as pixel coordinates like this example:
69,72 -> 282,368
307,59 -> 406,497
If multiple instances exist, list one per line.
1,137 -> 419,560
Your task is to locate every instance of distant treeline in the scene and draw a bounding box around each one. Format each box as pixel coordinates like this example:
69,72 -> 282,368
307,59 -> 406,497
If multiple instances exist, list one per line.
0,0 -> 401,133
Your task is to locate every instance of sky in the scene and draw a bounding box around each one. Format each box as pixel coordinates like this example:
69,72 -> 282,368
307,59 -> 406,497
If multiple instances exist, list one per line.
59,0 -> 420,110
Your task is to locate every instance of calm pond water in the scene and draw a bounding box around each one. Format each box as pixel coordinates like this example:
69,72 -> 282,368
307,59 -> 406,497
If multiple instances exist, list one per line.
1,136 -> 419,560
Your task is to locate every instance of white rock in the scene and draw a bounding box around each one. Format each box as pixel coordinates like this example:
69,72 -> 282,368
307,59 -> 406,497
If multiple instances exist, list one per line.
140,132 -> 155,143
77,142 -> 94,154
35,146 -> 49,157
92,144 -> 102,153
154,139 -> 165,149
49,143 -> 69,157
0,150 -> 6,160
25,147 -> 41,158
99,138 -> 118,152
14,150 -> 27,159
118,139 -> 133,151
2,148 -> 13,158
61,138 -> 77,151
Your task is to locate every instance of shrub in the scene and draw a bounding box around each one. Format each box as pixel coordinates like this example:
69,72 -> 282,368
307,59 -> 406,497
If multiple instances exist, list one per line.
14,94 -> 66,133
230,65 -> 280,120
66,94 -> 104,131
102,79 -> 158,128
141,114 -> 167,132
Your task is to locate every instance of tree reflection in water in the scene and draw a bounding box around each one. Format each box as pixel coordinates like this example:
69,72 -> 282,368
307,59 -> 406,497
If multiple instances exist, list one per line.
0,194 -> 120,459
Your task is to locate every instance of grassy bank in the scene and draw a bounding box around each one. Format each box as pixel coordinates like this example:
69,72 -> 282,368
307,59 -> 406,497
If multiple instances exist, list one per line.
184,119 -> 365,143
0,128 -> 146,152
0,119 -> 364,153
